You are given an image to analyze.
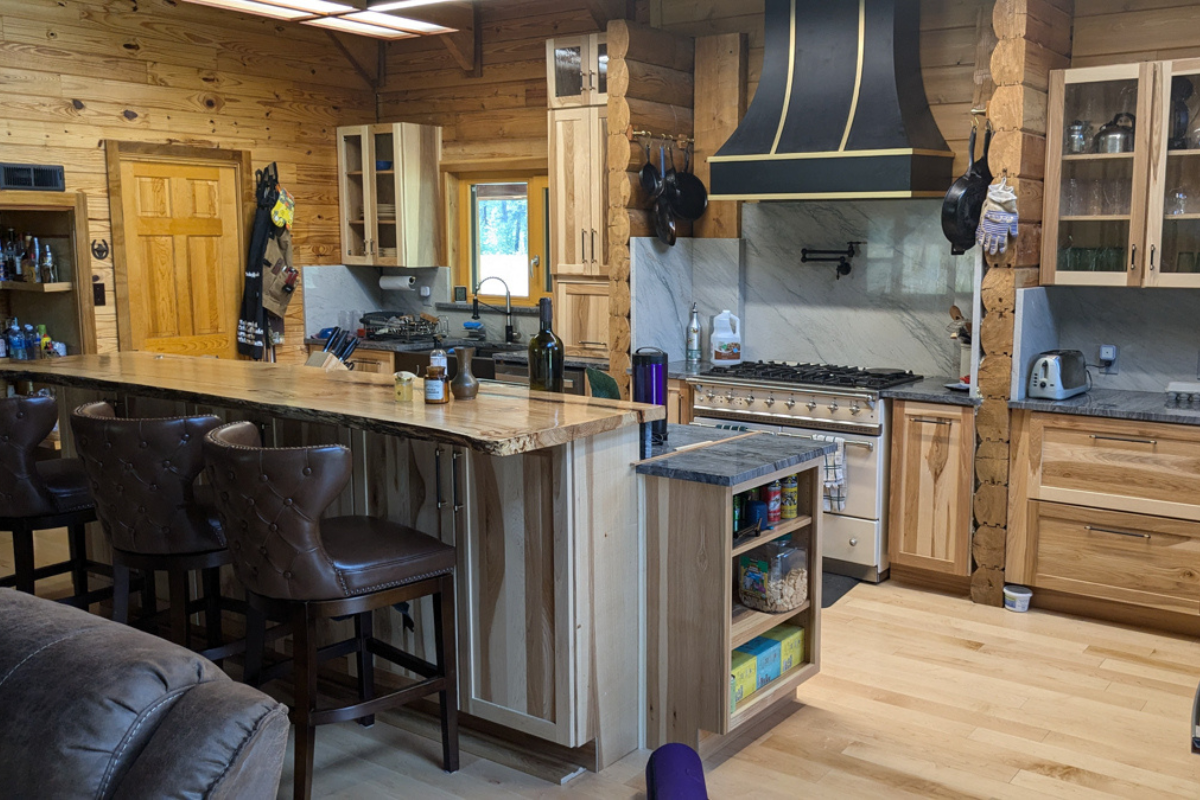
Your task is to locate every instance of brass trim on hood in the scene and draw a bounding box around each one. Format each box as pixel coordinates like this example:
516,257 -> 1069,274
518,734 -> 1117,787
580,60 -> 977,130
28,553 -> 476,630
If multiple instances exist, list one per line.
710,148 -> 955,163
838,0 -> 867,152
770,0 -> 798,155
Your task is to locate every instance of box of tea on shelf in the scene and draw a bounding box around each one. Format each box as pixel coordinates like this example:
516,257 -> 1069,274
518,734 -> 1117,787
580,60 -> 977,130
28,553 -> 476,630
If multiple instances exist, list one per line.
730,650 -> 757,712
735,636 -> 781,690
762,624 -> 805,672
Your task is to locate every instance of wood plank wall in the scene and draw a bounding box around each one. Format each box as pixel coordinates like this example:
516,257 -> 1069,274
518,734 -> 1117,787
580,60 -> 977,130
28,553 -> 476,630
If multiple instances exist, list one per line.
1072,0 -> 1200,66
0,0 -> 374,363
650,0 -> 993,178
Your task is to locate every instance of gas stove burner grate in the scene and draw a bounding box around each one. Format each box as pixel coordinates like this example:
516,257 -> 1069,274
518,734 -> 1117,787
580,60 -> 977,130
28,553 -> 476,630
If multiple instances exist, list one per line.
701,361 -> 923,390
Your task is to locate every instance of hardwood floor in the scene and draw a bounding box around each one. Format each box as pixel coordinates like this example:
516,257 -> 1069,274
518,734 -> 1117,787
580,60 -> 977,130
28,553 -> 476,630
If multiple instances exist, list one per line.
7,532 -> 1199,797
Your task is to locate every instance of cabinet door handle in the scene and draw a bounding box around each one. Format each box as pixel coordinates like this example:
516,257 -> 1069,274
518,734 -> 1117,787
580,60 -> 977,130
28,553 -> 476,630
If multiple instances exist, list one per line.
1130,244 -> 1137,271
580,340 -> 606,347
1090,434 -> 1157,446
1085,525 -> 1151,540
581,230 -> 586,261
913,418 -> 951,426
452,450 -> 463,513
1151,244 -> 1157,271
591,229 -> 597,263
435,446 -> 446,509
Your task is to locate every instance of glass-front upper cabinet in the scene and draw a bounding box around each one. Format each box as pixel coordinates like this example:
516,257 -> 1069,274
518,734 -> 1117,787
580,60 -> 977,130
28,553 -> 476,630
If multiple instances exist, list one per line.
546,34 -> 607,109
1043,63 -> 1153,287
337,126 -> 374,265
1145,59 -> 1200,288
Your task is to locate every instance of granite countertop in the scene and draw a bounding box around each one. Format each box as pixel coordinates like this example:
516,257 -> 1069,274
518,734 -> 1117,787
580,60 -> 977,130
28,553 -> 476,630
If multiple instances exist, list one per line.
636,424 -> 834,486
881,377 -> 981,407
1010,388 -> 1200,426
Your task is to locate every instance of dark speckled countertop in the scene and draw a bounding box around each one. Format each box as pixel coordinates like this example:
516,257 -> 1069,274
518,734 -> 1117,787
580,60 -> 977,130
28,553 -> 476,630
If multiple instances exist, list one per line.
636,424 -> 834,486
306,337 -> 609,370
881,377 -> 981,407
1010,388 -> 1200,426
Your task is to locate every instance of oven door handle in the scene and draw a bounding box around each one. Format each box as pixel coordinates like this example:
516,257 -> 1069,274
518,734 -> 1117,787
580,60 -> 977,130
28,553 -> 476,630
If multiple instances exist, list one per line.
689,421 -> 875,451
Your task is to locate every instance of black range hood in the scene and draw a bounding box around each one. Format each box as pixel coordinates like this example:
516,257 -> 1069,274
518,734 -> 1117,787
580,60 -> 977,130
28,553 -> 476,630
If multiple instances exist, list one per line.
709,0 -> 954,201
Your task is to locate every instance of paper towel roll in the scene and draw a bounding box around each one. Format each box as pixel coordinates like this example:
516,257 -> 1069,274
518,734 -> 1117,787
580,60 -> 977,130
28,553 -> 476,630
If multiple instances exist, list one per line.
379,275 -> 417,291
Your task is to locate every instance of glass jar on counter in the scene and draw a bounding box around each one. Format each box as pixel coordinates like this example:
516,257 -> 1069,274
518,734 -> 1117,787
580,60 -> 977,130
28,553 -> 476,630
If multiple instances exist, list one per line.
424,366 -> 449,405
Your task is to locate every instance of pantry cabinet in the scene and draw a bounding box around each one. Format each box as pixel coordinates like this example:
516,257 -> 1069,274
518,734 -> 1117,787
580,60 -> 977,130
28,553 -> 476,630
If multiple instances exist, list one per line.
555,279 -> 609,357
546,34 -> 608,109
1044,59 -> 1200,288
549,107 -> 608,277
887,401 -> 974,580
337,123 -> 442,268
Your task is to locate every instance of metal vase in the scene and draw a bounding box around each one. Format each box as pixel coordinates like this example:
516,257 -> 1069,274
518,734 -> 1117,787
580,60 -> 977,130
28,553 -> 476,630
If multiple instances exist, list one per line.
451,347 -> 479,400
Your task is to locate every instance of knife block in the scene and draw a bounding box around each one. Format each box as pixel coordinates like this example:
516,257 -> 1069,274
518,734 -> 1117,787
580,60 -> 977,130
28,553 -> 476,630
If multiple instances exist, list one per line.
304,352 -> 350,372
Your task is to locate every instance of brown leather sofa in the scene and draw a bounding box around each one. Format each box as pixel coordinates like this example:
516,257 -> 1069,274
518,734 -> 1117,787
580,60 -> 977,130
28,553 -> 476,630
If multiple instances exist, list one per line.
0,588 -> 289,799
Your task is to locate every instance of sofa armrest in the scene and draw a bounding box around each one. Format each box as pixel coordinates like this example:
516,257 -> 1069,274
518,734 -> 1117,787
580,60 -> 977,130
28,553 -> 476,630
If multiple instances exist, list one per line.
113,681 -> 289,800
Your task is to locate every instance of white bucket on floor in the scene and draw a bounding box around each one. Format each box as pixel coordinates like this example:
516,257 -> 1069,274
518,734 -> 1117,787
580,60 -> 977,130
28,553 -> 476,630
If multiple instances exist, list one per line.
1003,584 -> 1032,613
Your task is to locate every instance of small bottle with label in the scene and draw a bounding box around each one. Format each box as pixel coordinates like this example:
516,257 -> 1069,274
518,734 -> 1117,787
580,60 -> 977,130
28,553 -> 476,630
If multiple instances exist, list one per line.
429,344 -> 448,376
685,302 -> 702,366
424,365 -> 449,404
765,479 -> 782,524
781,474 -> 799,520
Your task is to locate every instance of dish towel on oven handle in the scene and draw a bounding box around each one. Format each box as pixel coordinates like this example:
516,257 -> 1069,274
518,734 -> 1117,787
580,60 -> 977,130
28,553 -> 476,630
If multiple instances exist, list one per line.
813,434 -> 847,512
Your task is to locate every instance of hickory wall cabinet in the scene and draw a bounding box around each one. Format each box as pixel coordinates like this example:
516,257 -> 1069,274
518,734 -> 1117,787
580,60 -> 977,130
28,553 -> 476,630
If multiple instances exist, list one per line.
1044,59 -> 1200,288
887,401 -> 975,589
555,279 -> 610,357
546,34 -> 608,110
549,106 -> 609,278
337,123 -> 442,267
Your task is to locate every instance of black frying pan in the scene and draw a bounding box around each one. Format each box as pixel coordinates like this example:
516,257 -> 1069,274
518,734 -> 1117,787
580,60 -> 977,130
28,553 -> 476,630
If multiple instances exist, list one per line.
669,143 -> 709,221
639,138 -> 661,200
941,122 -> 993,255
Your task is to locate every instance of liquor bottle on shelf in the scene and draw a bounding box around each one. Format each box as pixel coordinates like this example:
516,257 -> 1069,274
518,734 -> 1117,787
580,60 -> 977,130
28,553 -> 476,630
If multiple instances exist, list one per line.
7,319 -> 26,361
40,243 -> 55,283
528,297 -> 564,393
29,238 -> 40,283
2,230 -> 16,282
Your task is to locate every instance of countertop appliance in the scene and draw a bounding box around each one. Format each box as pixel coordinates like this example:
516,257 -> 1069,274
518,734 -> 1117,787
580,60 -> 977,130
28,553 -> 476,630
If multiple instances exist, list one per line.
687,361 -> 923,583
1028,350 -> 1089,401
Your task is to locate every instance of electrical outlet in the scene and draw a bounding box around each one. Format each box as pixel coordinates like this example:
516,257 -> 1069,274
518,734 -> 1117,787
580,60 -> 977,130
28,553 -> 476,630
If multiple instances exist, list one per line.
1099,344 -> 1119,375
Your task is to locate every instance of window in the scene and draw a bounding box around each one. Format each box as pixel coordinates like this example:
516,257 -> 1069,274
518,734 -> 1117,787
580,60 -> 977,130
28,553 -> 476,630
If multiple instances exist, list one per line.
455,175 -> 550,307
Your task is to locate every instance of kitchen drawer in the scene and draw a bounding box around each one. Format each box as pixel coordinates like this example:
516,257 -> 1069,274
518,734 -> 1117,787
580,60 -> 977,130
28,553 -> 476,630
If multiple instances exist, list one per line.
1030,414 -> 1200,521
1030,501 -> 1200,614
347,349 -> 396,374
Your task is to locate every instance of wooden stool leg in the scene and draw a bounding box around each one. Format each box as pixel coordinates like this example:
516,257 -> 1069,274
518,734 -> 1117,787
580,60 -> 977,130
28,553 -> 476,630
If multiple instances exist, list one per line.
243,594 -> 265,688
203,567 -> 222,653
168,569 -> 189,647
354,610 -> 375,727
12,524 -> 35,595
112,562 -> 131,624
433,574 -> 459,773
140,570 -> 157,618
292,603 -> 318,800
67,524 -> 88,603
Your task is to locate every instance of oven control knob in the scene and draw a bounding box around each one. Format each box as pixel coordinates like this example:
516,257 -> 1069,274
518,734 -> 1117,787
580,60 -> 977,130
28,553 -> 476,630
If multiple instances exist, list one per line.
726,391 -> 735,402
765,396 -> 775,407
850,402 -> 862,415
706,391 -> 716,401
806,400 -> 818,411
746,394 -> 756,404
849,538 -> 858,547
786,398 -> 796,409
828,401 -> 840,412
866,398 -> 877,410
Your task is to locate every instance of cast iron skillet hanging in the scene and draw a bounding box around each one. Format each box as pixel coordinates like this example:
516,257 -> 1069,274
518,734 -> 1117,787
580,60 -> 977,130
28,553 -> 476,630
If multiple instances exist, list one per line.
669,142 -> 709,221
640,137 -> 662,200
941,121 -> 993,255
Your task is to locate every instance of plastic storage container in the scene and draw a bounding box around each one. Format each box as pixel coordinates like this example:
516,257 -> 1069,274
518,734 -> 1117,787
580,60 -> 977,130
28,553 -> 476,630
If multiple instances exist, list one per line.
738,539 -> 809,613
710,310 -> 742,365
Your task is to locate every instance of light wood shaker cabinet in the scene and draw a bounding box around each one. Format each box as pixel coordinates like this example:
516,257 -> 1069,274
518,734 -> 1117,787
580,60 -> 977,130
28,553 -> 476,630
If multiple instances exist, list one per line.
555,279 -> 609,357
549,107 -> 608,277
546,34 -> 608,109
337,122 -> 441,268
887,401 -> 974,578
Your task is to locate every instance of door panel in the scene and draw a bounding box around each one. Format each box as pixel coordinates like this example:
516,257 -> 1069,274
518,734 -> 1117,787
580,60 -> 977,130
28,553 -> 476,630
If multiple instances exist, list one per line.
118,159 -> 242,358
550,108 -> 592,276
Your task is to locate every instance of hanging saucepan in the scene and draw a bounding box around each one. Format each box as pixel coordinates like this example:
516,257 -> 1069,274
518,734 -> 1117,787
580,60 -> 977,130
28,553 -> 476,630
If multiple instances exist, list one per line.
940,121 -> 993,255
669,142 -> 709,221
639,137 -> 662,200
662,142 -> 679,203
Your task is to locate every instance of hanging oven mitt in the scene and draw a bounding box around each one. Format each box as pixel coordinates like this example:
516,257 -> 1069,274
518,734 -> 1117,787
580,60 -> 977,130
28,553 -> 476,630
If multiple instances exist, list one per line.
271,186 -> 295,231
976,178 -> 1019,255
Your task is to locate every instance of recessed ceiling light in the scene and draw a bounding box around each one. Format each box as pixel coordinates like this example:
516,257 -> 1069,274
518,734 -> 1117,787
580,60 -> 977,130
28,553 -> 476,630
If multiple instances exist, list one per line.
343,11 -> 454,33
302,16 -> 418,38
368,0 -> 458,11
182,0 -> 313,20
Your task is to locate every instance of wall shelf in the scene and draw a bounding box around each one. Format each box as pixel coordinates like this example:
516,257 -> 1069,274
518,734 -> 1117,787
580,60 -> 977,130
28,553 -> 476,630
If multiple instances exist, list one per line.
1059,214 -> 1131,222
1,281 -> 72,293
1062,152 -> 1135,161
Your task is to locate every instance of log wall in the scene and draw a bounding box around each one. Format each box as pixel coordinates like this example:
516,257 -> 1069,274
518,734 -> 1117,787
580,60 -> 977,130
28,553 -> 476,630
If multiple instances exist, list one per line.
0,0 -> 376,364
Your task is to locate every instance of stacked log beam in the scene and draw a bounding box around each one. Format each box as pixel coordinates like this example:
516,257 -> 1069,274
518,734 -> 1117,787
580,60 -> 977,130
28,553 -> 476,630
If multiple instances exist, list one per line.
974,0 -> 1071,604
607,21 -> 695,397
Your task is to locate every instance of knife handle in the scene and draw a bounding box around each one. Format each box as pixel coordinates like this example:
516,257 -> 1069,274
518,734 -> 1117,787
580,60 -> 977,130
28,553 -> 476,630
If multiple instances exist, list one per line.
323,328 -> 342,353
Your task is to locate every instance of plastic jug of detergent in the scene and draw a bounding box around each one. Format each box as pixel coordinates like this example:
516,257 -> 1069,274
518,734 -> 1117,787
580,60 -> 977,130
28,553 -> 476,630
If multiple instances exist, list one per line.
710,310 -> 742,365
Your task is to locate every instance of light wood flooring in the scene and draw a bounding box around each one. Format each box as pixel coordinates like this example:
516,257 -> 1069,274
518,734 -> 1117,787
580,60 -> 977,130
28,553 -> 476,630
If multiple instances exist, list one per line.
7,531 -> 1200,798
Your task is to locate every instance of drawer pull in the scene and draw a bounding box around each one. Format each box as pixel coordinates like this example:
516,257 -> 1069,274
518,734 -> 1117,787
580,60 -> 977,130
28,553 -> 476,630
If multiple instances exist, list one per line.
1085,525 -> 1151,540
1090,434 -> 1157,446
580,340 -> 607,347
914,418 -> 951,426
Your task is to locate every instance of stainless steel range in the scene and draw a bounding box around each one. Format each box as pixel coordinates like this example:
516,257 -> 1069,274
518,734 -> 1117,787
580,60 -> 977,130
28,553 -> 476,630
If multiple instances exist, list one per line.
687,361 -> 923,583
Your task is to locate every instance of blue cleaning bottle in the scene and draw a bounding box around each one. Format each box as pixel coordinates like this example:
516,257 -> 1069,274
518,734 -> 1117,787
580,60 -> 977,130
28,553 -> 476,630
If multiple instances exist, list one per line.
8,319 -> 26,361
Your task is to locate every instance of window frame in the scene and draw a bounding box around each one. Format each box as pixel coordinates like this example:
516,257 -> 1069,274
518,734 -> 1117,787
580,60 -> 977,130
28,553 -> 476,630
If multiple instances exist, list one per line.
453,172 -> 550,308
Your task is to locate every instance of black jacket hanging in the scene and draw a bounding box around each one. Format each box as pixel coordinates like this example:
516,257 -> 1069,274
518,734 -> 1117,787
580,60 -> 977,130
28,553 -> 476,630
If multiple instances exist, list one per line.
237,163 -> 279,359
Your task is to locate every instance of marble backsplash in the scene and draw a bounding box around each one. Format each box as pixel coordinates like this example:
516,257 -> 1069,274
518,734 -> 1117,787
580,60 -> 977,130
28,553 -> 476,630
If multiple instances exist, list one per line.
631,200 -> 975,377
1014,287 -> 1200,394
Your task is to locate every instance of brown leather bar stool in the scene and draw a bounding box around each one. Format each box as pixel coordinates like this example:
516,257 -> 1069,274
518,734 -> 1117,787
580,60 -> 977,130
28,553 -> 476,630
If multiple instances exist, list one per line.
203,421 -> 459,800
0,395 -> 104,605
72,402 -> 236,657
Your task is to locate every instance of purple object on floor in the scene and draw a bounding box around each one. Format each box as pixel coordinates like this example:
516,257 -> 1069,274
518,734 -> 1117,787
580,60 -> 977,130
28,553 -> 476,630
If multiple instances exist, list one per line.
646,743 -> 708,799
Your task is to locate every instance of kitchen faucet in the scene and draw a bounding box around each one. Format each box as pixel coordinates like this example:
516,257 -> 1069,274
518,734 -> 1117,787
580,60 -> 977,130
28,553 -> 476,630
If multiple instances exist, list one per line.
472,277 -> 520,344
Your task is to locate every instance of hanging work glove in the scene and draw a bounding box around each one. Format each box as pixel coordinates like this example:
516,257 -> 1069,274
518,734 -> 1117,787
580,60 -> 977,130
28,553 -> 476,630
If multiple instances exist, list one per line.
976,178 -> 1019,255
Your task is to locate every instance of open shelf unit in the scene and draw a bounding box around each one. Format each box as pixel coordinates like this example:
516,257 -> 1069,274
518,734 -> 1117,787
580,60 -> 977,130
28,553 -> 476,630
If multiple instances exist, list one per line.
1062,152 -> 1134,161
1,281 -> 72,293
644,461 -> 823,752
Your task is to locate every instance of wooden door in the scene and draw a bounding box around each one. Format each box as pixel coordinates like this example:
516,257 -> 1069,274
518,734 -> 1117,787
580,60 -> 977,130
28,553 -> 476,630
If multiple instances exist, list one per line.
887,401 -> 974,576
549,108 -> 594,276
556,279 -> 610,356
115,158 -> 243,358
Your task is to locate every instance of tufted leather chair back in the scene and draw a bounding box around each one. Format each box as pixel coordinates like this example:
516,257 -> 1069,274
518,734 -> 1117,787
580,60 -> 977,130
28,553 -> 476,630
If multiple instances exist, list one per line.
72,402 -> 226,556
203,422 -> 353,601
0,395 -> 62,519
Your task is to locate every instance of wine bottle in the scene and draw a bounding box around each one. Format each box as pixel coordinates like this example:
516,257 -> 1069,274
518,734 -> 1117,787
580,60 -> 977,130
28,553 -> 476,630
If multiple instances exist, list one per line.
528,297 -> 564,393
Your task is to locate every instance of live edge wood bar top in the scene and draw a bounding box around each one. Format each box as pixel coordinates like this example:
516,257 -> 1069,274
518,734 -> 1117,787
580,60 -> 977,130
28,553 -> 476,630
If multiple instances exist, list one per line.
0,353 -> 663,456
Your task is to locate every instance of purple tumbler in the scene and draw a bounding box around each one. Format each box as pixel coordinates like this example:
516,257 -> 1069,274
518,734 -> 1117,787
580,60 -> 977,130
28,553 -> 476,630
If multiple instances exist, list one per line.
633,347 -> 668,441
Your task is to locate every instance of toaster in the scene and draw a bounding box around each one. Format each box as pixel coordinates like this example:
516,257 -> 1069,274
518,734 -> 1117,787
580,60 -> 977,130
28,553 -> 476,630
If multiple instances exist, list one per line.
1028,350 -> 1089,400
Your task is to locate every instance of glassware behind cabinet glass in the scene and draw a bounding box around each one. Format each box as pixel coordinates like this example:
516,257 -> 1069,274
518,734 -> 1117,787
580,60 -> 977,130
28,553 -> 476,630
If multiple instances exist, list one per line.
1169,187 -> 1191,216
